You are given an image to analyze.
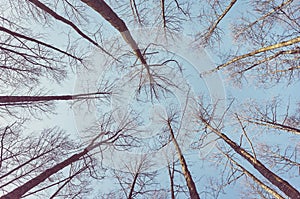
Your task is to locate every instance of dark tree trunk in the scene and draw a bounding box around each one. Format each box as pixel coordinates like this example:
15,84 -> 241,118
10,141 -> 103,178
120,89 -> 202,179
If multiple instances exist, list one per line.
0,92 -> 109,105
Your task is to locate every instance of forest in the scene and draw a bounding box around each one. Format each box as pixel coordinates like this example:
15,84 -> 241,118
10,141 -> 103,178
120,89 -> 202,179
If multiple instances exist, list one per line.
0,0 -> 299,198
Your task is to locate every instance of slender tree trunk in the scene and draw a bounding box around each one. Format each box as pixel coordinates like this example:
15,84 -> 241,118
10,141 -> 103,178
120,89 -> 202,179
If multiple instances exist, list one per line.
167,162 -> 176,199
0,149 -> 88,199
127,172 -> 139,199
200,118 -> 300,199
129,0 -> 142,24
0,26 -> 82,61
167,122 -> 200,199
0,92 -> 109,105
245,118 -> 300,135
161,0 -> 166,28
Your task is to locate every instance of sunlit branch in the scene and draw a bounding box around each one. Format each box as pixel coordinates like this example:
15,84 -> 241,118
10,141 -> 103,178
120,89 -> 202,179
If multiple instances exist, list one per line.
242,117 -> 300,135
203,36 -> 300,75
235,48 -> 300,74
235,0 -> 293,39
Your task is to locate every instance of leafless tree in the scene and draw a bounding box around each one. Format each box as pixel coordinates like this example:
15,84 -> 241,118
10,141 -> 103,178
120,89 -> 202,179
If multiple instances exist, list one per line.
205,0 -> 300,87
195,99 -> 300,198
0,122 -> 94,198
0,111 -> 137,199
238,98 -> 300,135
159,109 -> 200,199
106,155 -> 164,199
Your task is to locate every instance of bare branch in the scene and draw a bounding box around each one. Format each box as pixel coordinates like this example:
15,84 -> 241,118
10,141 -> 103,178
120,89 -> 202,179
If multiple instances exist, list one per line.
201,0 -> 237,45
220,149 -> 285,199
27,0 -> 117,61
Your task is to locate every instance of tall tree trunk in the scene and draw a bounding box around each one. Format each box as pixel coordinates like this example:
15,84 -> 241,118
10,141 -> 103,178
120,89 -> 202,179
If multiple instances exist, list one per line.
161,0 -> 166,28
200,118 -> 300,199
204,0 -> 237,42
80,0 -> 152,76
0,131 -> 111,199
0,92 -> 109,105
0,149 -> 88,199
167,162 -> 176,199
127,172 -> 139,199
167,122 -> 200,199
245,118 -> 300,135
0,26 -> 82,61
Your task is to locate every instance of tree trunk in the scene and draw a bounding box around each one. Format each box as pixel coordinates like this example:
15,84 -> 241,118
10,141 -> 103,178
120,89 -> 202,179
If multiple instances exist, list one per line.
0,92 -> 109,105
167,162 -> 176,199
27,0 -> 114,59
0,26 -> 81,61
0,149 -> 88,199
246,118 -> 300,135
204,0 -> 237,41
127,172 -> 139,199
200,118 -> 300,199
80,0 -> 151,75
168,122 -> 200,199
221,150 -> 285,199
